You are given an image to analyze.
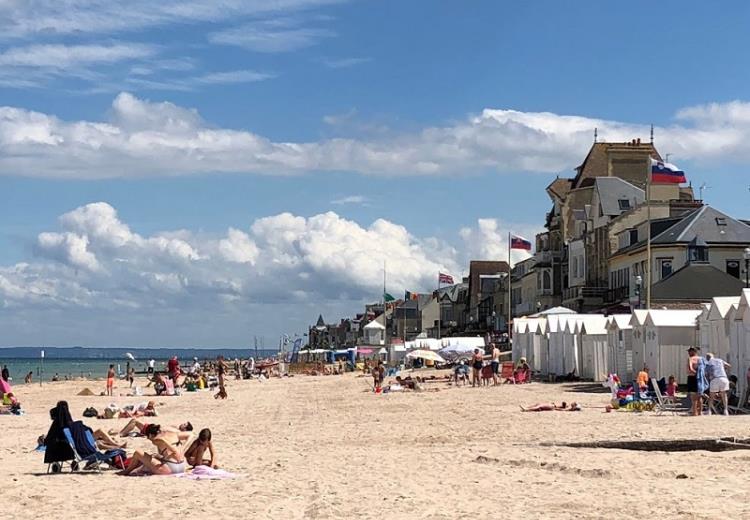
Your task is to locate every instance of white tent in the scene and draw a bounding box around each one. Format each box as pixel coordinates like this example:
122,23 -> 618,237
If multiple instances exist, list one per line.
530,306 -> 576,317
577,315 -> 609,382
605,314 -> 634,381
363,319 -> 386,346
637,309 -> 701,383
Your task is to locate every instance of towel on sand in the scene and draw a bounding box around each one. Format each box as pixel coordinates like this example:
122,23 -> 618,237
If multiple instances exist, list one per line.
172,465 -> 242,480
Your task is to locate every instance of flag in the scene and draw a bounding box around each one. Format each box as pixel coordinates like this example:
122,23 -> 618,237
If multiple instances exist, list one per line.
510,235 -> 532,251
438,272 -> 454,285
383,292 -> 395,302
405,291 -> 419,301
650,158 -> 686,184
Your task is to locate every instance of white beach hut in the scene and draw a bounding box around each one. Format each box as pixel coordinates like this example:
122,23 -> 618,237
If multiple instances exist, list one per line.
640,309 -> 701,383
697,303 -> 712,352
575,315 -> 609,381
629,310 -> 649,379
605,314 -> 634,382
729,289 -> 750,402
704,297 -> 740,361
512,317 -> 530,363
544,315 -> 566,377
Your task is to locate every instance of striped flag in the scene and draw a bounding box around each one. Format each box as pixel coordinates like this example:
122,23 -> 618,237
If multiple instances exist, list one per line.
651,158 -> 686,184
438,272 -> 454,285
510,235 -> 532,251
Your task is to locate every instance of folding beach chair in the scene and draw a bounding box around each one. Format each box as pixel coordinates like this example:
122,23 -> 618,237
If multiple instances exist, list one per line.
63,423 -> 125,472
501,362 -> 516,384
651,378 -> 681,416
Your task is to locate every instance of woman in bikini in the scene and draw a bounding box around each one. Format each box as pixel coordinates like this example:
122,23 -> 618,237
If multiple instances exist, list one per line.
118,424 -> 187,476
106,364 -> 115,397
471,349 -> 484,388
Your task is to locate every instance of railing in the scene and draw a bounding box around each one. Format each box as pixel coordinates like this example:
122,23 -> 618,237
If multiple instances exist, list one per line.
563,286 -> 608,301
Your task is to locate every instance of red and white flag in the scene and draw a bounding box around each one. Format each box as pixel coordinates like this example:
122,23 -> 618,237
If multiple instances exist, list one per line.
510,235 -> 532,251
438,272 -> 454,285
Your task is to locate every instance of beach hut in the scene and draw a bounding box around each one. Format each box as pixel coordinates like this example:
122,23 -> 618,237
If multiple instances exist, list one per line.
703,296 -> 740,361
629,310 -> 649,379
639,309 -> 701,383
545,314 -> 570,377
730,289 -> 750,402
512,318 -> 530,363
512,318 -> 543,370
697,303 -> 712,352
575,315 -> 609,381
605,314 -> 634,382
557,314 -> 581,377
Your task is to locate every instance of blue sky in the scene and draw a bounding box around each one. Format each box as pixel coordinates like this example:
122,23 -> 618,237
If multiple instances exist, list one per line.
1,1 -> 750,347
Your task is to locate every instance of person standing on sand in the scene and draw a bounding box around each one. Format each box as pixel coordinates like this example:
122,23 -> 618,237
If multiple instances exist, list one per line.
705,353 -> 731,415
214,355 -> 228,399
25,371 -> 33,384
147,359 -> 155,376
471,349 -> 484,388
127,366 -> 135,388
490,344 -> 501,385
686,347 -> 700,416
106,364 -> 115,396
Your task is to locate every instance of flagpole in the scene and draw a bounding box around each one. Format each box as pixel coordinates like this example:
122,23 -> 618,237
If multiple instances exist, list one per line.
436,273 -> 441,340
507,232 -> 512,347
646,156 -> 652,310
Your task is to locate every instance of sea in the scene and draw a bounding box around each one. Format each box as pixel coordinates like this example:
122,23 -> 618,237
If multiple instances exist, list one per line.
0,346 -> 279,385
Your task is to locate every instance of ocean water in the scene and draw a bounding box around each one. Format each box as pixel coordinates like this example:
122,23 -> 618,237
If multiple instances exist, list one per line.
0,347 -> 280,385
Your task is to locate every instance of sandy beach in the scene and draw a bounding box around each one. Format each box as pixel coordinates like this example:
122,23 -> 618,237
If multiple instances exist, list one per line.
3,372 -> 750,519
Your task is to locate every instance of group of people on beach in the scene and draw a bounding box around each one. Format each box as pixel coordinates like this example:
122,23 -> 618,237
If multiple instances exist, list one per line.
43,400 -> 218,476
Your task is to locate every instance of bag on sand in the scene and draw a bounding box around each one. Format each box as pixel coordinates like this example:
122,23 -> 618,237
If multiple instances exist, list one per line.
82,407 -> 98,418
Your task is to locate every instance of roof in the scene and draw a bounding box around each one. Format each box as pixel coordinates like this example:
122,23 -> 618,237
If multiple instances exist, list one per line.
577,315 -> 608,335
707,296 -> 741,320
546,177 -> 573,200
606,314 -> 633,331
315,314 -> 325,327
643,309 -> 701,328
438,282 -> 467,303
363,318 -> 385,330
651,262 -> 745,302
530,306 -> 576,316
630,309 -> 649,327
595,177 -> 645,216
736,288 -> 750,317
652,205 -> 750,245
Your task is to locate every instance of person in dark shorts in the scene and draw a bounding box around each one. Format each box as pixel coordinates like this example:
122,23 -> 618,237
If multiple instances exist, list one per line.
471,349 -> 484,388
490,344 -> 501,385
686,347 -> 700,416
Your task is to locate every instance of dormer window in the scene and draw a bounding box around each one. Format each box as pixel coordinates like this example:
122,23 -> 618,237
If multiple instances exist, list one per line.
716,217 -> 727,226
618,199 -> 631,210
688,236 -> 709,263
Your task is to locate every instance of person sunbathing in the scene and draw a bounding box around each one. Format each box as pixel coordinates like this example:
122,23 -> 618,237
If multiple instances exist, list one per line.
91,429 -> 127,450
112,418 -> 193,437
184,428 -> 218,468
520,401 -> 582,412
119,424 -> 186,476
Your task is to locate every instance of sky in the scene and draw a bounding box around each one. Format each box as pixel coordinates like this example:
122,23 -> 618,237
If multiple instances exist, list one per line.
2,0 -> 750,347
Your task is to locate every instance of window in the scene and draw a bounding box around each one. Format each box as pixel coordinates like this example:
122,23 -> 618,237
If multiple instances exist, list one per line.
629,229 -> 638,245
727,260 -> 741,279
618,199 -> 631,210
715,217 -> 727,226
543,270 -> 551,291
659,259 -> 673,279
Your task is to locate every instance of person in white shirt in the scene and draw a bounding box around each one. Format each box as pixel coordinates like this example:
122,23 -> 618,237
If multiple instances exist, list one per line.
147,359 -> 155,375
190,358 -> 201,375
705,353 -> 731,415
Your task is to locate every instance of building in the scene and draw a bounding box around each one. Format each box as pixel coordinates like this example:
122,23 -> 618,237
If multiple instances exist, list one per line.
608,205 -> 750,309
467,260 -> 509,327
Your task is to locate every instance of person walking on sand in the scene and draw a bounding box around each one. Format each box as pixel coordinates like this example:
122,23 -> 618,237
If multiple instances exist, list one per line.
106,364 -> 115,396
705,353 -> 731,415
471,349 -> 484,388
490,344 -> 501,386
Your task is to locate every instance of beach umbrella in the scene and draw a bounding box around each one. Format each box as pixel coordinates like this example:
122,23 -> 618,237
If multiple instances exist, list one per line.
406,349 -> 446,363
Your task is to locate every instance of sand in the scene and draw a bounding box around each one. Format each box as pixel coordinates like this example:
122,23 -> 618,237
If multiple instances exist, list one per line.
3,371 -> 750,519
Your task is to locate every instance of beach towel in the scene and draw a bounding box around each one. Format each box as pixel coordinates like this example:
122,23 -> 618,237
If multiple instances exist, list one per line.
173,465 -> 242,480
697,357 -> 709,395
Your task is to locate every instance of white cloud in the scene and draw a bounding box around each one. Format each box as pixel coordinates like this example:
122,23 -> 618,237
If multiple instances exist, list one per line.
5,93 -> 750,179
0,1 -> 344,39
209,18 -> 334,52
1,202 -> 527,314
193,69 -> 276,85
331,195 -> 367,205
459,219 -> 540,266
320,57 -> 371,69
0,43 -> 156,69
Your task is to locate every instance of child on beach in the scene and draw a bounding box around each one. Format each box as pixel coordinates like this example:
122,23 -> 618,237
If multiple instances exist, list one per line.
666,375 -> 678,403
106,364 -> 115,396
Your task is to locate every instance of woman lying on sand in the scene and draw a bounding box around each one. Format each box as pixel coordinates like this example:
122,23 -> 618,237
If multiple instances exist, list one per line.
520,402 -> 582,412
111,418 -> 193,437
184,428 -> 218,468
118,424 -> 187,476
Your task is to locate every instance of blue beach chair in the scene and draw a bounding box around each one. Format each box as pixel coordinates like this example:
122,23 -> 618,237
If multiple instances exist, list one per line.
62,423 -> 125,472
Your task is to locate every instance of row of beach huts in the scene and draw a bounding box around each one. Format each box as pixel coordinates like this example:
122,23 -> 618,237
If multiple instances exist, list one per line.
512,289 -> 750,397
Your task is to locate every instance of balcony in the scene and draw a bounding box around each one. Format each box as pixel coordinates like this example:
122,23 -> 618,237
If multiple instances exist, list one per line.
562,286 -> 608,302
